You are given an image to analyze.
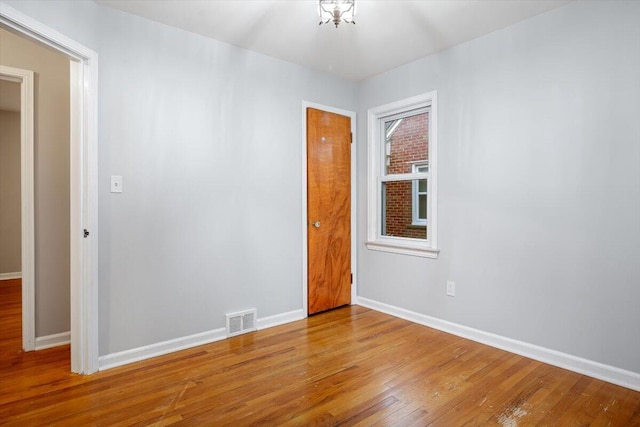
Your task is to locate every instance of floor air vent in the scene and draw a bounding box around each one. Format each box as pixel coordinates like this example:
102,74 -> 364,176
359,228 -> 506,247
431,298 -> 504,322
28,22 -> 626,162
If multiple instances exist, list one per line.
225,309 -> 257,337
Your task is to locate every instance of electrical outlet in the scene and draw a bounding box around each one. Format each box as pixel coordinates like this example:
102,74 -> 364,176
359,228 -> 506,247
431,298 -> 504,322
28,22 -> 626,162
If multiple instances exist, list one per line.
446,280 -> 455,297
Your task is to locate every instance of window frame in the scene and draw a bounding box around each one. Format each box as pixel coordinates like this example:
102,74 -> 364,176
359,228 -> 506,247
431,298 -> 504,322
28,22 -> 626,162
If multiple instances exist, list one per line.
366,91 -> 439,258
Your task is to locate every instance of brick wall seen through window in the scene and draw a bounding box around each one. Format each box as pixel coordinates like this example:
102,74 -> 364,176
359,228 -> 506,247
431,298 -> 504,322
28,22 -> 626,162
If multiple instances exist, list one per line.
383,112 -> 428,239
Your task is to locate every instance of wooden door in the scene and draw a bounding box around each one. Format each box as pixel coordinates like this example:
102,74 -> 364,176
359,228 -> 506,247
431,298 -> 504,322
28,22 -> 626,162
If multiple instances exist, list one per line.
307,108 -> 351,315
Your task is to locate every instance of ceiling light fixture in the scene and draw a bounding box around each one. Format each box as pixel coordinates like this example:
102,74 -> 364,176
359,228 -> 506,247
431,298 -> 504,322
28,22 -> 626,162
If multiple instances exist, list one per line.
318,0 -> 356,28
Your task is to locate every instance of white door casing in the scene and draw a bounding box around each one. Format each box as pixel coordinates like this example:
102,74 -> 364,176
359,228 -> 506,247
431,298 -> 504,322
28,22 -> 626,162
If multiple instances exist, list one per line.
0,4 -> 99,374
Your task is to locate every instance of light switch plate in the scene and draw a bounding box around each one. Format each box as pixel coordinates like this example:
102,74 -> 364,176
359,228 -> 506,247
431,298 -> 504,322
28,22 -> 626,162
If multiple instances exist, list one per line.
110,175 -> 123,193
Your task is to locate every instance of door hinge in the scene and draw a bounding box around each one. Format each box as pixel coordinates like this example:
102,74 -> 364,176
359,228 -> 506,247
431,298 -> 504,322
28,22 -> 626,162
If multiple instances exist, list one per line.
350,132 -> 353,143
84,229 -> 90,238
350,273 -> 353,284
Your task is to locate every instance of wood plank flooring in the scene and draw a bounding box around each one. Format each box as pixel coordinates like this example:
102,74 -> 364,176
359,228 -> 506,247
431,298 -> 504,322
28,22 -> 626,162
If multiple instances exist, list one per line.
0,278 -> 21,354
1,280 -> 639,426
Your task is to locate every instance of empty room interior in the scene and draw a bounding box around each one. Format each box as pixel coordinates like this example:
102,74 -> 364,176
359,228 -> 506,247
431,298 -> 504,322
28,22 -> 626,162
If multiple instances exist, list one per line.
0,0 -> 639,425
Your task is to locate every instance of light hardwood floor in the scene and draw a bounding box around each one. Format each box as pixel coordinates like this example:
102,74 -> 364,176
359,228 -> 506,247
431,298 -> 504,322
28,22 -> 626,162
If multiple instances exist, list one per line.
1,280 -> 639,426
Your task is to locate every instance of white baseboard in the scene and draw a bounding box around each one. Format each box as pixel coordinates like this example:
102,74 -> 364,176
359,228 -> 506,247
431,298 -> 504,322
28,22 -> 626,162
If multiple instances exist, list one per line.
98,327 -> 227,371
98,309 -> 306,371
257,309 -> 305,330
35,331 -> 70,350
357,297 -> 640,392
0,272 -> 21,280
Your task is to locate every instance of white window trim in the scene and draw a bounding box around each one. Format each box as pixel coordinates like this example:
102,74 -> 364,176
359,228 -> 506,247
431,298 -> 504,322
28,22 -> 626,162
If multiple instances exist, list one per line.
366,91 -> 439,258
412,163 -> 428,226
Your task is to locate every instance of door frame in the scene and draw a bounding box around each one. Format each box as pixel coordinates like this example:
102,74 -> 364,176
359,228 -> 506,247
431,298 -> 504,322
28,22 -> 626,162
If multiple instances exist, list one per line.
301,101 -> 357,317
1,4 -> 99,374
0,65 -> 35,351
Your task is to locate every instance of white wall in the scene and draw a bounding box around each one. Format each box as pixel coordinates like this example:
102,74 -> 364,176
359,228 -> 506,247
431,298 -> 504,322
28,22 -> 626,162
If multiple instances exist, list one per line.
357,0 -> 640,374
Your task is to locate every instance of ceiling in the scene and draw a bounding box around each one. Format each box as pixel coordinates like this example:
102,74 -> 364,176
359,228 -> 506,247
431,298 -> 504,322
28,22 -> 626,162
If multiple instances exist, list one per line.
96,0 -> 573,81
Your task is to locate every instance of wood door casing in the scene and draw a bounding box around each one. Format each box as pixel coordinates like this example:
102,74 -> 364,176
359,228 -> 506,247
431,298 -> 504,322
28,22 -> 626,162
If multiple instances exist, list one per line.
307,107 -> 351,315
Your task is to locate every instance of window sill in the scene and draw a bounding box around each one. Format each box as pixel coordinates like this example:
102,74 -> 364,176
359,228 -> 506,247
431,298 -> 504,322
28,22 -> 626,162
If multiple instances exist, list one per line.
366,241 -> 439,258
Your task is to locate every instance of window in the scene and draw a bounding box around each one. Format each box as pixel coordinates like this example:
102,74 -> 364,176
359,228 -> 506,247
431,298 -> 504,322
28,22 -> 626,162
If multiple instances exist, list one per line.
367,91 -> 438,258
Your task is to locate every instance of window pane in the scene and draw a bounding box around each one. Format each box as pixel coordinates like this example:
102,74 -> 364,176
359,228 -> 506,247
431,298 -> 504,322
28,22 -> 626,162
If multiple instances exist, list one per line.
382,181 -> 427,240
419,194 -> 427,219
384,111 -> 429,175
418,178 -> 427,193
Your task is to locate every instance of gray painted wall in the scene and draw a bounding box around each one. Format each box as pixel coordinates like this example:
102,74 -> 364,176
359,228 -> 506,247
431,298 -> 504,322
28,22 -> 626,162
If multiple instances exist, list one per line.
357,0 -> 640,373
0,28 -> 71,337
96,6 -> 356,355
0,108 -> 21,274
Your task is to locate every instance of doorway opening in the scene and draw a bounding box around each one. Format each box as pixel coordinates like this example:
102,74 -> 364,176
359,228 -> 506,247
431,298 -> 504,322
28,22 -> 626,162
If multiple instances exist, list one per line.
0,66 -> 34,352
0,5 -> 99,374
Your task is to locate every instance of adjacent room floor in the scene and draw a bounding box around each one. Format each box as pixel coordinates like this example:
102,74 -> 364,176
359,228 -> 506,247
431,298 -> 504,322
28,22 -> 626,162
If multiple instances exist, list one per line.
1,281 -> 639,425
